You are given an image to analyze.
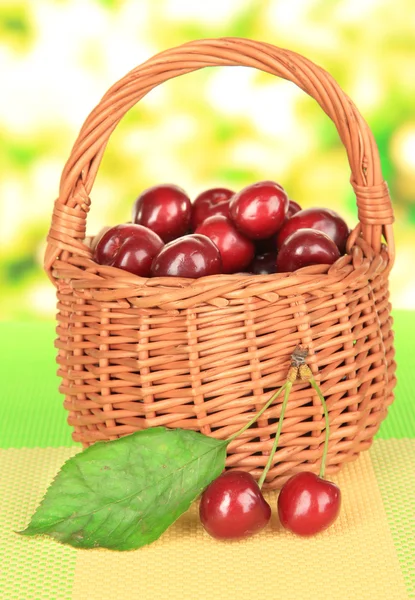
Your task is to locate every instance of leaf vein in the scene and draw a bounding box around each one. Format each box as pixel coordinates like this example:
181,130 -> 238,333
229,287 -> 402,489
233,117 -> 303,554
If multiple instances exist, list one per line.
37,440 -> 227,531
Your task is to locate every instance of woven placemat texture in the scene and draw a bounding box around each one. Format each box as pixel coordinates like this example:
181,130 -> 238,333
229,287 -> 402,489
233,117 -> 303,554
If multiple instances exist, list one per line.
0,442 -> 412,600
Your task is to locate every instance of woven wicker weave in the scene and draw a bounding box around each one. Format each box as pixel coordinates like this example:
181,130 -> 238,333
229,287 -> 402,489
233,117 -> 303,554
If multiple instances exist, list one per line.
44,38 -> 396,488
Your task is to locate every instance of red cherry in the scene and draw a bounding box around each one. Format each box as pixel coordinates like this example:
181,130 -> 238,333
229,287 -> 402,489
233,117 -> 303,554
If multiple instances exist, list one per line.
191,187 -> 234,230
195,215 -> 255,274
276,229 -> 340,272
193,201 -> 231,231
199,471 -> 271,540
277,207 -> 349,253
250,252 -> 277,275
132,184 -> 191,242
278,472 -> 341,536
150,234 -> 222,278
274,200 -> 303,244
194,187 -> 234,207
93,223 -> 163,277
286,200 -> 302,218
229,181 -> 289,240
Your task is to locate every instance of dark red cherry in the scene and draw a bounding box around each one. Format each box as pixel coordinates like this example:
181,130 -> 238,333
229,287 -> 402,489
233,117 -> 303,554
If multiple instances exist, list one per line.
250,252 -> 277,275
278,472 -> 341,536
276,229 -> 340,272
191,187 -> 234,230
254,235 -> 277,255
195,215 -> 254,274
199,471 -> 271,540
94,223 -> 164,277
229,181 -> 289,240
277,207 -> 349,253
150,234 -> 222,278
132,184 -> 191,242
274,200 -> 303,242
287,200 -> 302,218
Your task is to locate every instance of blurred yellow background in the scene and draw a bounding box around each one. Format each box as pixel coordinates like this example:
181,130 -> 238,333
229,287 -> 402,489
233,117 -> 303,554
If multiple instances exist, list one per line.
1,0 -> 414,320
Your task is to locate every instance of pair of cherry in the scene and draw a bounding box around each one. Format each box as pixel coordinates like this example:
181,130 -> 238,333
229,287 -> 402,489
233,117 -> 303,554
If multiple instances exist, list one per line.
200,470 -> 340,540
200,364 -> 341,540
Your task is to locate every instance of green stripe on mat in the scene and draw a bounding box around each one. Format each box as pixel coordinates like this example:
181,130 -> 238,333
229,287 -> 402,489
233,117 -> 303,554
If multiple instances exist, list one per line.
1,321 -> 76,449
0,310 -> 414,449
371,439 -> 415,598
0,447 -> 79,600
375,310 -> 415,439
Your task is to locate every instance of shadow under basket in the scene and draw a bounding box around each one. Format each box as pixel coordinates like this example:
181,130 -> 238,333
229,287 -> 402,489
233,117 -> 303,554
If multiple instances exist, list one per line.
44,38 -> 396,489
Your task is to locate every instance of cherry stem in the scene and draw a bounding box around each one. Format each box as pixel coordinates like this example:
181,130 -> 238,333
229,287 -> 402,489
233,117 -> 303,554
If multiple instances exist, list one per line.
258,380 -> 293,489
223,346 -> 330,483
226,383 -> 288,444
309,377 -> 330,478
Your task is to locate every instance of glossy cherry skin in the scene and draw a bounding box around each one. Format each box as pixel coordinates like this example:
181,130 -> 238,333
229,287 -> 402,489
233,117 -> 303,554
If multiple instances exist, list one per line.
150,234 -> 222,278
277,207 -> 349,253
250,252 -> 277,275
286,200 -> 302,218
199,471 -> 271,540
93,223 -> 164,277
229,181 -> 289,240
191,187 -> 234,230
276,229 -> 340,272
132,184 -> 192,242
195,215 -> 255,274
278,472 -> 341,536
241,195 -> 300,254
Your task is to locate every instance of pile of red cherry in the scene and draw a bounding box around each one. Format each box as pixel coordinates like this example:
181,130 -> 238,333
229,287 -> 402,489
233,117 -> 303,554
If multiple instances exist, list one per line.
93,181 -> 350,278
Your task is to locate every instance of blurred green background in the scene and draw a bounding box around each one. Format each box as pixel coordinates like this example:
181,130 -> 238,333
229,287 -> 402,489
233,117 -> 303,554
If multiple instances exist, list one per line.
1,0 -> 414,320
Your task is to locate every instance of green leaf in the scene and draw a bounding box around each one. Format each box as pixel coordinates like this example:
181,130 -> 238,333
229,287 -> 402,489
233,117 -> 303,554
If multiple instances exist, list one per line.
19,428 -> 228,551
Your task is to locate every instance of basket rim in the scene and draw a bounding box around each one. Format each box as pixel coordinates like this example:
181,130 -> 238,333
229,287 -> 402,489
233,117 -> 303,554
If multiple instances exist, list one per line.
51,235 -> 391,311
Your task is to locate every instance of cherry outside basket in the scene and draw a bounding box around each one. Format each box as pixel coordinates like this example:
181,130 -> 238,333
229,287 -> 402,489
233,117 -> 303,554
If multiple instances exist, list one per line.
44,37 -> 396,488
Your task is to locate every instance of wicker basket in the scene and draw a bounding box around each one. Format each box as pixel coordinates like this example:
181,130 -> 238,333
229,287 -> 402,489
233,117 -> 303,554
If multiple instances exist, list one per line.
44,38 -> 396,488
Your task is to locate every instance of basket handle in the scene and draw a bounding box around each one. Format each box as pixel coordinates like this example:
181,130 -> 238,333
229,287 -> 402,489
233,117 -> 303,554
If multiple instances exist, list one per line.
45,37 -> 394,276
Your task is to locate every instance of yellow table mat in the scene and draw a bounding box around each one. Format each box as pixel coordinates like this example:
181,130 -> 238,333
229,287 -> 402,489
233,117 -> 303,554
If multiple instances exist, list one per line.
1,439 -> 413,600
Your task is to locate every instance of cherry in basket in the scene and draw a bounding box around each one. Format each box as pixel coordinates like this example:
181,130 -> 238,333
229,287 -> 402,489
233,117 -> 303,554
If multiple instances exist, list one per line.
253,200 -> 301,255
229,181 -> 289,240
132,184 -> 192,242
277,207 -> 349,253
250,252 -> 277,274
254,235 -> 278,255
150,234 -> 222,278
286,199 -> 302,218
276,229 -> 340,272
93,224 -> 164,277
195,214 -> 254,274
191,187 -> 234,230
